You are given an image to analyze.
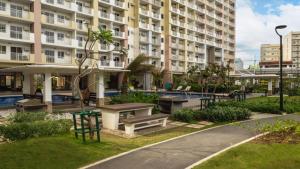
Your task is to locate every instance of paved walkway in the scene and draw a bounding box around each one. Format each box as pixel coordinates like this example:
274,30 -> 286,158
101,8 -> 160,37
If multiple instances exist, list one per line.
86,114 -> 300,169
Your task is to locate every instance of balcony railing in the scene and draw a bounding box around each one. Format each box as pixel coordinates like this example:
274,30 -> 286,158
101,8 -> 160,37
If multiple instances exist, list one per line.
46,55 -> 55,63
11,52 -> 29,61
77,5 -> 93,15
41,0 -> 76,11
113,31 -> 124,38
99,60 -> 124,68
114,15 -> 124,22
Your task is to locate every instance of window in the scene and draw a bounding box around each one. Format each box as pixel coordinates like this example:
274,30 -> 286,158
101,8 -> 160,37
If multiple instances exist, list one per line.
57,0 -> 64,5
77,36 -> 83,47
10,26 -> 22,39
11,47 -> 23,61
57,15 -> 65,23
0,45 -> 6,54
76,2 -> 83,12
58,51 -> 64,59
0,2 -> 6,11
57,33 -> 64,41
45,50 -> 55,63
44,12 -> 54,24
0,24 -> 5,32
76,53 -> 83,59
45,31 -> 54,43
10,4 -> 22,18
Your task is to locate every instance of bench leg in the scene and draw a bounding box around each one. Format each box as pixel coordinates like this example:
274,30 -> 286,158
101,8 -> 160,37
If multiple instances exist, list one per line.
125,124 -> 135,136
162,118 -> 167,127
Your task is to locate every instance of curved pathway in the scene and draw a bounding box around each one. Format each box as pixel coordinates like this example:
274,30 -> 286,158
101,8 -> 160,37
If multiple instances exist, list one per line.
84,114 -> 300,169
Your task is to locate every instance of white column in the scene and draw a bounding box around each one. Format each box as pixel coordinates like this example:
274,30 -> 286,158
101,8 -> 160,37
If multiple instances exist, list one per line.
43,73 -> 52,112
96,71 -> 105,107
22,73 -> 31,95
268,80 -> 273,96
275,80 -> 280,88
144,72 -> 151,90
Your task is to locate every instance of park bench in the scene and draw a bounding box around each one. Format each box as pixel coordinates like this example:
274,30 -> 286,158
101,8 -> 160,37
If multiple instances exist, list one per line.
122,113 -> 169,136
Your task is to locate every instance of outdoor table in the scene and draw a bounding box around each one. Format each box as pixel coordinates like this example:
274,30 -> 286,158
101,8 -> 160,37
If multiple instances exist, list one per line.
99,103 -> 154,130
158,96 -> 188,114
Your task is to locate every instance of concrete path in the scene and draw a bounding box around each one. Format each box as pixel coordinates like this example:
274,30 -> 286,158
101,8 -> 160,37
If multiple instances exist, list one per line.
85,114 -> 300,169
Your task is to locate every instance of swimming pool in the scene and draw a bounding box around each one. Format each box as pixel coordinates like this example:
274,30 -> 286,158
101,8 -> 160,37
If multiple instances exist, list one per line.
0,91 -> 122,108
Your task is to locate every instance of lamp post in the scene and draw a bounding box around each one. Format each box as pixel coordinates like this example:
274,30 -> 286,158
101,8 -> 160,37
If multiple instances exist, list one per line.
275,25 -> 287,111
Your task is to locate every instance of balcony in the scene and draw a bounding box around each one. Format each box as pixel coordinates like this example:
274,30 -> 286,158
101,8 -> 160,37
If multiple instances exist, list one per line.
152,39 -> 160,45
41,34 -> 76,48
139,8 -> 149,16
140,37 -> 149,43
41,15 -> 76,29
77,5 -> 94,16
76,23 -> 88,32
99,60 -> 124,69
0,30 -> 34,43
172,66 -> 185,72
152,26 -> 161,32
152,12 -> 160,19
150,51 -> 161,58
140,50 -> 150,55
140,22 -> 150,30
195,48 -> 204,53
10,52 -> 31,62
187,35 -> 194,41
99,0 -> 125,9
114,15 -> 124,23
99,44 -> 112,51
113,31 -> 125,38
151,0 -> 161,7
0,7 -> 34,22
41,0 -> 76,11
99,11 -> 111,20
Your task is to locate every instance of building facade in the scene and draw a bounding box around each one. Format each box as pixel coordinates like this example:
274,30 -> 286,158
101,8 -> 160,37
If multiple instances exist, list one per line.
284,31 -> 300,69
0,0 -> 235,91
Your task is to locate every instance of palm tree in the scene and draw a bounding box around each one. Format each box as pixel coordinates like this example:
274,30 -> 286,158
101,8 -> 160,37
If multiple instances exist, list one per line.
121,54 -> 155,94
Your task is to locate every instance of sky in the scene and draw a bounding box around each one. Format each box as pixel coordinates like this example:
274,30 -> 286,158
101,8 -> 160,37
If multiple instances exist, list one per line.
236,0 -> 300,68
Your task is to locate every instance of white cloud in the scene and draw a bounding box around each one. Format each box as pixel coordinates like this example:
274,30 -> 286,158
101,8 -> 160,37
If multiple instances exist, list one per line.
236,0 -> 300,68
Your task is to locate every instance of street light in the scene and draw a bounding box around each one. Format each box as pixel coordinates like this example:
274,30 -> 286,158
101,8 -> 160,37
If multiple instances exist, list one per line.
275,25 -> 287,111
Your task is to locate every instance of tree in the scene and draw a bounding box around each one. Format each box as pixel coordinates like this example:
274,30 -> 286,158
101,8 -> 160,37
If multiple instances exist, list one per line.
121,54 -> 155,94
73,27 -> 126,110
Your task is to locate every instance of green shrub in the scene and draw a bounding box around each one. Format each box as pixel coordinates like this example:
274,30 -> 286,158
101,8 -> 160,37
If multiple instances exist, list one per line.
9,112 -> 48,123
0,119 -> 72,141
200,106 -> 251,122
171,109 -> 199,123
110,92 -> 159,104
259,120 -> 300,133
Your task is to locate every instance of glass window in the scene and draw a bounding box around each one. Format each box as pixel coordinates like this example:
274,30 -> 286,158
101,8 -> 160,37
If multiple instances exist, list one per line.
57,0 -> 64,5
0,45 -> 6,54
0,24 -> 6,32
57,15 -> 65,23
10,26 -> 22,39
0,2 -> 6,11
57,33 -> 64,41
45,31 -> 54,43
45,50 -> 55,63
10,4 -> 22,18
58,51 -> 64,58
11,47 -> 22,61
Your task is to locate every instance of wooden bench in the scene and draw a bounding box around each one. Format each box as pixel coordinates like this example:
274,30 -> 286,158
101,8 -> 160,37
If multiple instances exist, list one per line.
122,113 -> 169,136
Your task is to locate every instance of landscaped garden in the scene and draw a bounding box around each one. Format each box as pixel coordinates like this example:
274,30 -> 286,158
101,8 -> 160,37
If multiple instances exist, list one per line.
0,124 -> 211,169
194,120 -> 300,169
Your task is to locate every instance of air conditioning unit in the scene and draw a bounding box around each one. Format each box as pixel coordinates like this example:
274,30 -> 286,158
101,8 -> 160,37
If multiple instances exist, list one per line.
84,3 -> 90,7
23,48 -> 30,52
66,34 -> 70,37
66,51 -> 70,55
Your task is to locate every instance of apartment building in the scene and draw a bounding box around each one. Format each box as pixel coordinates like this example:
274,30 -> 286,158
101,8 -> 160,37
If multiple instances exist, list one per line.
0,0 -> 235,91
164,0 -> 235,82
284,31 -> 300,69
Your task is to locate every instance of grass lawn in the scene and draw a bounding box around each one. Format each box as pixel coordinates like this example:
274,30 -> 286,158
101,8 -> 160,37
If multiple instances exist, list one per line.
0,126 -> 206,169
193,143 -> 300,169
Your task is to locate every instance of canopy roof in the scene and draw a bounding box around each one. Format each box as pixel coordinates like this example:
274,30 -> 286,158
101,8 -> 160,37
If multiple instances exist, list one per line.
0,64 -> 129,74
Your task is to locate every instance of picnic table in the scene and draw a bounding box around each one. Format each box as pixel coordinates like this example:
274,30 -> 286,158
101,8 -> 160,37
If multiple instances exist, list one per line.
99,103 -> 154,130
